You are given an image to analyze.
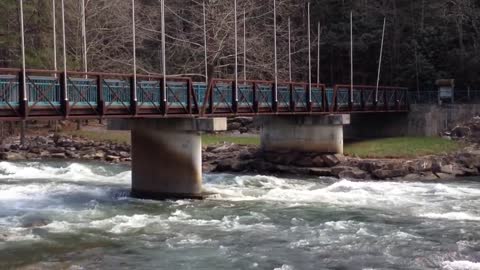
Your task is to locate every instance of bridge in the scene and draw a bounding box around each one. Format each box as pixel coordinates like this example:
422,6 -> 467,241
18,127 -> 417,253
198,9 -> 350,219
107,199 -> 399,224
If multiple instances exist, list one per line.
0,68 -> 407,120
0,67 -> 408,200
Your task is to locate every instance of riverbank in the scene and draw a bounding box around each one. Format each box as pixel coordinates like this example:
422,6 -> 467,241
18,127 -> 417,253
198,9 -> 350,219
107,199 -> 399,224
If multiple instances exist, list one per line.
0,132 -> 479,181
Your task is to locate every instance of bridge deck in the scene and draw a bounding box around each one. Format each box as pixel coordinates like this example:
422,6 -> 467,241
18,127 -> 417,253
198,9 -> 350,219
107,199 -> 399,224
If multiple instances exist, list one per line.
0,68 -> 408,121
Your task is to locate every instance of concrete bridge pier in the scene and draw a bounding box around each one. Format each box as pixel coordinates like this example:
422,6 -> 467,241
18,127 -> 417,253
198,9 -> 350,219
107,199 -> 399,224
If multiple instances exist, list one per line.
257,115 -> 350,154
109,118 -> 227,200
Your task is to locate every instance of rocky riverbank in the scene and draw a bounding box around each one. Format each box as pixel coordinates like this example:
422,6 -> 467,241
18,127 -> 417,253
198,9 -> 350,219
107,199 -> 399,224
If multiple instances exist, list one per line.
0,134 -> 131,163
0,132 -> 479,181
205,143 -> 480,181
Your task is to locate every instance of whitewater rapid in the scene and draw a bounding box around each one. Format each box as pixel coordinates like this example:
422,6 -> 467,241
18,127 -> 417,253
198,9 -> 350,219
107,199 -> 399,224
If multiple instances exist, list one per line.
0,161 -> 478,269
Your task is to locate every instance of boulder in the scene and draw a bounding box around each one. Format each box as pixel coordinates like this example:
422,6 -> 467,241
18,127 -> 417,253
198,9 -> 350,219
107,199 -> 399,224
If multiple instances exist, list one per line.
309,168 -> 334,177
215,159 -> 250,172
357,160 -> 382,173
29,147 -> 42,154
311,156 -> 326,167
334,154 -> 347,163
266,152 -> 301,165
51,153 -> 66,159
459,167 -> 479,176
105,155 -> 120,162
372,168 -> 409,179
25,153 -> 39,160
215,159 -> 235,172
322,155 -> 340,167
439,164 -> 465,176
457,153 -> 480,169
434,172 -> 454,180
273,165 -> 310,175
238,150 -> 255,161
0,152 -> 25,161
94,152 -> 105,160
451,126 -> 471,138
406,159 -> 433,172
294,156 -> 314,167
228,122 -> 242,131
65,151 -> 80,159
56,138 -> 74,147
211,143 -> 236,153
338,169 -> 368,180
252,160 -> 275,172
40,151 -> 50,158
119,151 -> 130,158
330,166 -> 354,177
47,147 -> 65,154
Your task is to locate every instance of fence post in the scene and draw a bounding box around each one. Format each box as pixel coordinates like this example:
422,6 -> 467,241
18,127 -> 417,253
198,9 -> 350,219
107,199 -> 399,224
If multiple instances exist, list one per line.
348,86 -> 353,111
360,88 -> 365,111
160,78 -> 167,115
322,85 -> 328,112
97,75 -> 105,117
60,72 -> 69,118
289,83 -> 294,112
187,79 -> 192,114
130,76 -> 138,116
232,80 -> 238,114
307,84 -> 312,112
252,82 -> 258,113
18,71 -> 28,118
272,82 -> 278,113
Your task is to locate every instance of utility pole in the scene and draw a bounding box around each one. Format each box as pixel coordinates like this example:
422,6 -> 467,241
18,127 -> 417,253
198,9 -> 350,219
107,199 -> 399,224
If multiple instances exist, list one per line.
375,17 -> 386,103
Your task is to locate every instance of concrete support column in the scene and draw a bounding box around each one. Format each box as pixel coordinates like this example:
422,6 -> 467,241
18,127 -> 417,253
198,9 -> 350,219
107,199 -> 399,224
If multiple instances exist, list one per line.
109,118 -> 227,200
131,127 -> 202,199
257,115 -> 350,154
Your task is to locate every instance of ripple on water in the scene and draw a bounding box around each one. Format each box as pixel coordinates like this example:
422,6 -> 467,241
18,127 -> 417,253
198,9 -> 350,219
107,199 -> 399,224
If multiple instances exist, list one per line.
0,162 -> 478,269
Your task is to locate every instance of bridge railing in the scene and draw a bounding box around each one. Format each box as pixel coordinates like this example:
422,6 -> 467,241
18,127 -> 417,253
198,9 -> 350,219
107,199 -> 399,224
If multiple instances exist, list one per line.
0,68 -> 199,120
408,90 -> 480,104
332,84 -> 408,112
200,79 -> 330,115
0,68 -> 408,120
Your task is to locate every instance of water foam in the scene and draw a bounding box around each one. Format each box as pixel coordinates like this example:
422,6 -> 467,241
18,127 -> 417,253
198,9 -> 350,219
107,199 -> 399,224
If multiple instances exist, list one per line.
0,161 -> 130,184
420,212 -> 480,221
442,261 -> 480,270
206,175 -> 480,215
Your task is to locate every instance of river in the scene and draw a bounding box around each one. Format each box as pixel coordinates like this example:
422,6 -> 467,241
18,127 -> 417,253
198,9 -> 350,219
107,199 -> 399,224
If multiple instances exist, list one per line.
0,161 -> 479,270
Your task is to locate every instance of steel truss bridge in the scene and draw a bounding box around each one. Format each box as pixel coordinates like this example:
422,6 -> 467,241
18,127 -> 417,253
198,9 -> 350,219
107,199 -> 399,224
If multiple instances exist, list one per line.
0,68 -> 408,121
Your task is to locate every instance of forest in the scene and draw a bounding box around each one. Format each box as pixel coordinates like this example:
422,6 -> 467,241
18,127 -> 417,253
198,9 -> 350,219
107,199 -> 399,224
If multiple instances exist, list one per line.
0,0 -> 479,91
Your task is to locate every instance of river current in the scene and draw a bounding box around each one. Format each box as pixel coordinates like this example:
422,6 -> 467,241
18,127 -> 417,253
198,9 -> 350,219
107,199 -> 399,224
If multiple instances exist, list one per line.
0,161 -> 479,270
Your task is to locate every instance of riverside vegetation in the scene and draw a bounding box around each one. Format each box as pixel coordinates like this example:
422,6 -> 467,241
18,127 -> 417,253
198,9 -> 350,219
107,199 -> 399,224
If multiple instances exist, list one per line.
0,116 -> 479,181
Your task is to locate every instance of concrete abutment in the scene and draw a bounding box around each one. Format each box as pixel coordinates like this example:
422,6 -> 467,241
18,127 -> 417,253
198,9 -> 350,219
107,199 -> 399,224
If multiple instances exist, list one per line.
257,115 -> 351,154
